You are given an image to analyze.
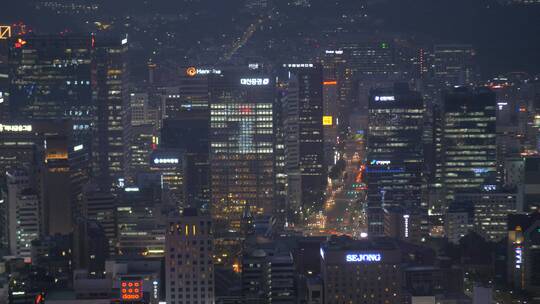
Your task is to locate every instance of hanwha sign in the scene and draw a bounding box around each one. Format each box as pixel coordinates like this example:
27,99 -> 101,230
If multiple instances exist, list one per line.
186,67 -> 197,77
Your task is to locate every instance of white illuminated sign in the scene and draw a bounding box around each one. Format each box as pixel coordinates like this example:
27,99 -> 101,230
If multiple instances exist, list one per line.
248,63 -> 259,70
515,246 -> 522,268
325,50 -> 343,55
125,187 -> 140,192
346,253 -> 382,263
153,158 -> 179,164
320,248 -> 325,259
283,63 -> 314,68
403,214 -> 410,238
0,124 -> 32,132
370,160 -> 391,165
197,69 -> 221,75
0,92 -> 4,104
240,78 -> 269,86
153,281 -> 159,299
374,96 -> 395,101
121,35 -> 128,45
73,144 -> 84,151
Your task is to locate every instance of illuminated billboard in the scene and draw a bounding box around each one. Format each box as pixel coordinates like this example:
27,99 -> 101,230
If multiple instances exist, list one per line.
121,279 -> 143,301
346,253 -> 382,263
322,116 -> 333,126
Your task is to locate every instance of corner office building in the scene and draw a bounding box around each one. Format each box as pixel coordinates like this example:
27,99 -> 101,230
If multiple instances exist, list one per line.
320,236 -> 402,304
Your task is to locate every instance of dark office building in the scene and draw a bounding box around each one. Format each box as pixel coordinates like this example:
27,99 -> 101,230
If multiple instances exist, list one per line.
161,112 -> 210,209
366,84 -> 424,236
507,213 -> 540,296
436,87 -> 497,207
281,64 -> 326,221
92,35 -> 129,191
7,34 -> 93,123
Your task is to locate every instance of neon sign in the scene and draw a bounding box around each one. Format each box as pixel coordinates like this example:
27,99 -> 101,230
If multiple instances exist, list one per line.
346,253 -> 382,262
153,158 -> 179,164
240,78 -> 269,85
14,38 -> 27,48
73,144 -> 84,151
121,280 -> 142,301
374,96 -> 395,101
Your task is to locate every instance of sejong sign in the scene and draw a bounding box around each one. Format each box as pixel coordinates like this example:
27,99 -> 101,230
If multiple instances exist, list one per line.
346,253 -> 382,263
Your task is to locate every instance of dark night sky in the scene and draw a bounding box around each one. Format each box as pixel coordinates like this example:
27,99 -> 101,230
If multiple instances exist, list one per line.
1,0 -> 540,77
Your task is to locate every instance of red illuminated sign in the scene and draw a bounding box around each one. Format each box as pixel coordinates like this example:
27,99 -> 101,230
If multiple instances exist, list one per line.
121,280 -> 143,301
14,38 -> 27,48
35,293 -> 44,304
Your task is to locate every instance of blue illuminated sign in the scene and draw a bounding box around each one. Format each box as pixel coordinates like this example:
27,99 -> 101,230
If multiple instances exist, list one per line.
346,253 -> 382,262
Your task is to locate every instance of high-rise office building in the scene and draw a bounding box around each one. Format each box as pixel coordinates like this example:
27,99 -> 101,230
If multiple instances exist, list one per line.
366,84 -> 424,236
7,34 -> 93,129
281,64 -> 326,222
0,123 -> 37,174
433,45 -> 477,87
161,108 -> 210,209
6,168 -> 40,258
520,156 -> 540,212
125,123 -> 155,182
149,149 -> 184,206
116,186 -> 166,258
165,208 -> 214,304
320,236 -> 402,304
79,184 -> 117,260
340,41 -> 397,76
507,213 -> 540,295
209,70 -> 275,257
437,87 -> 497,207
92,35 -> 129,191
242,248 -> 296,304
455,189 -> 517,242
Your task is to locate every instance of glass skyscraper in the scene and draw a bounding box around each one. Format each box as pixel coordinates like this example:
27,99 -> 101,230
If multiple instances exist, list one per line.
437,87 -> 497,207
209,70 -> 275,261
366,84 -> 424,236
